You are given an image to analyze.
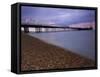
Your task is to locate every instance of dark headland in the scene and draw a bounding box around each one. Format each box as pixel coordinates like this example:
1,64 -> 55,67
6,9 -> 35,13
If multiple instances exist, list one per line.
21,32 -> 95,71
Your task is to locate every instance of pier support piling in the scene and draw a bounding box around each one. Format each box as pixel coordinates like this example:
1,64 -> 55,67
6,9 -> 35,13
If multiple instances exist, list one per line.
24,27 -> 29,33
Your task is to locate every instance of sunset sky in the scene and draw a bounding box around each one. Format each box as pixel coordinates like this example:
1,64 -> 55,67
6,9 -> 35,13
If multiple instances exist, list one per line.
21,6 -> 95,26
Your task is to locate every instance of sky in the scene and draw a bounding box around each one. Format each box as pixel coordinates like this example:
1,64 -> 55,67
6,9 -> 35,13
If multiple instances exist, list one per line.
21,6 -> 95,27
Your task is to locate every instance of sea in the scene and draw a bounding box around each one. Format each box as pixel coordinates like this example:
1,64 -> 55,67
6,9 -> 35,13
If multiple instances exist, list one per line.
28,30 -> 95,61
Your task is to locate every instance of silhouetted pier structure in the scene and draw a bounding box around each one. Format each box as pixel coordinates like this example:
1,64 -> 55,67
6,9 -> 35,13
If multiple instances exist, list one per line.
21,24 -> 93,33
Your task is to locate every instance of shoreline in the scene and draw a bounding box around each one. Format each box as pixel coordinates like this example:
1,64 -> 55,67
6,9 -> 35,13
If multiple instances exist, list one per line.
21,32 -> 95,71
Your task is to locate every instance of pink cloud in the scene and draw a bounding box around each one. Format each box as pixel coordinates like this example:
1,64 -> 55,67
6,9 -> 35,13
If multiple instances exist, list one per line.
69,22 -> 95,29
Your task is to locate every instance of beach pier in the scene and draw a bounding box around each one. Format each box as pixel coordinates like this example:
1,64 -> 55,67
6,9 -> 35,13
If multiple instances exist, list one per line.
22,24 -> 92,33
35,28 -> 42,32
45,28 -> 49,32
24,27 -> 29,33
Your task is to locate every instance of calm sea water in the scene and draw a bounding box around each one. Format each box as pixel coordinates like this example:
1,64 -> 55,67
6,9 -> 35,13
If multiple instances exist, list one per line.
28,30 -> 95,60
